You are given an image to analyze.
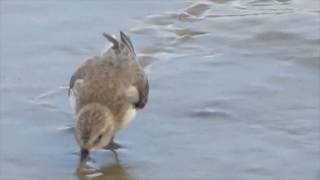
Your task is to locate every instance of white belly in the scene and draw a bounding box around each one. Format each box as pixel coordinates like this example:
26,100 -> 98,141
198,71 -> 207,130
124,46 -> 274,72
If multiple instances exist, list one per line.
69,89 -> 77,113
69,79 -> 84,114
120,107 -> 136,129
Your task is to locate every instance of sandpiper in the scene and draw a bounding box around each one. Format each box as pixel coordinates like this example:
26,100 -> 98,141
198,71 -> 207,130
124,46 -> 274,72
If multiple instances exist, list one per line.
69,31 -> 149,161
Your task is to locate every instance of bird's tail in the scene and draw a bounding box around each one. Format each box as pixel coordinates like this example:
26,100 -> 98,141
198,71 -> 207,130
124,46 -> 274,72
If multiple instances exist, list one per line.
102,31 -> 136,56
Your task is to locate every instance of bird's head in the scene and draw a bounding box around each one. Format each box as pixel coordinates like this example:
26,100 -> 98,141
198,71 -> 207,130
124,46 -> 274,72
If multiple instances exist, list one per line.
74,103 -> 114,161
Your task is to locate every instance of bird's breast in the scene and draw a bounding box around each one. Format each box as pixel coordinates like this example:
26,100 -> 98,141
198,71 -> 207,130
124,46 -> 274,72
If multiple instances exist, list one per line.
119,107 -> 136,129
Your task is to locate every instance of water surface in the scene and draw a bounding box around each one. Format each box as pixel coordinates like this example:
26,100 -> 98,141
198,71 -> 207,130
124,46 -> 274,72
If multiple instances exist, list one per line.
1,0 -> 319,179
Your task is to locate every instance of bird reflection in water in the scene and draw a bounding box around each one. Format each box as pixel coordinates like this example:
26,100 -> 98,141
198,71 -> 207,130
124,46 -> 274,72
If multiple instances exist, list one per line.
76,151 -> 133,180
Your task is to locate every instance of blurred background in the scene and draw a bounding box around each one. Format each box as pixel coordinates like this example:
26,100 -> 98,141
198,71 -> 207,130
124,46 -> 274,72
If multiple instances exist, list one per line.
0,0 -> 319,179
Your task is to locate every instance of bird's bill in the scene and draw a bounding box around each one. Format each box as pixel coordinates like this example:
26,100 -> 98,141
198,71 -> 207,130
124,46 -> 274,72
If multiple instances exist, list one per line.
80,148 -> 89,162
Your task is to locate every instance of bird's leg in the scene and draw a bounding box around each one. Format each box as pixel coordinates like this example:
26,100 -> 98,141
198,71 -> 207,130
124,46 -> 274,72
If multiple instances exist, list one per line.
80,148 -> 89,162
111,149 -> 120,163
104,136 -> 123,150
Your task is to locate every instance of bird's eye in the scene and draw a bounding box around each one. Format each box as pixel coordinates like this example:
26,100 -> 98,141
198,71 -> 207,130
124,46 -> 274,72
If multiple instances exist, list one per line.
94,134 -> 103,144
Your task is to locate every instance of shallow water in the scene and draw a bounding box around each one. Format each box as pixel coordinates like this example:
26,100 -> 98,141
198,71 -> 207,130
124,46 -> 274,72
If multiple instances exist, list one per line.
1,0 -> 319,179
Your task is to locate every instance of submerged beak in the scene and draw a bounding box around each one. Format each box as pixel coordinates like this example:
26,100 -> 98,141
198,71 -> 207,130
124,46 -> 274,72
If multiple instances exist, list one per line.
80,148 -> 89,162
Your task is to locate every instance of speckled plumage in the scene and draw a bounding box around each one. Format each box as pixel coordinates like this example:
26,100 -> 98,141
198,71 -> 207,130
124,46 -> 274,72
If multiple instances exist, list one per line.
69,32 -> 148,131
69,32 -> 148,158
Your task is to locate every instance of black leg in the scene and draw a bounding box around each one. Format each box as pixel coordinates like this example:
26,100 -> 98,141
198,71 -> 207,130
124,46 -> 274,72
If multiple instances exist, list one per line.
80,148 -> 89,162
111,149 -> 120,163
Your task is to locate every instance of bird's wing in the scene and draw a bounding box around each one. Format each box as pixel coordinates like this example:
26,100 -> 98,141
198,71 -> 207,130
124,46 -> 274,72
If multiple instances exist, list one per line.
134,72 -> 149,109
120,31 -> 135,56
103,31 -> 148,109
69,60 -> 92,113
69,69 -> 83,96
68,57 -> 96,96
103,31 -> 136,57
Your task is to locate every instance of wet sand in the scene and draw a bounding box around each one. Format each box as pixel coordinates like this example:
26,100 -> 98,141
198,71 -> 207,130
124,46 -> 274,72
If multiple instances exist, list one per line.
1,0 -> 319,179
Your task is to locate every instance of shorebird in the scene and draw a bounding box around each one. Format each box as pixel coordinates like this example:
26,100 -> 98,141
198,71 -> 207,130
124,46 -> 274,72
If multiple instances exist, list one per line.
69,31 -> 149,162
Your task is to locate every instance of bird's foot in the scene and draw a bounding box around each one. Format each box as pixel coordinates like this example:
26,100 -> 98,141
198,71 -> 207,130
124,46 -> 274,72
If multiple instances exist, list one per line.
104,140 -> 123,150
